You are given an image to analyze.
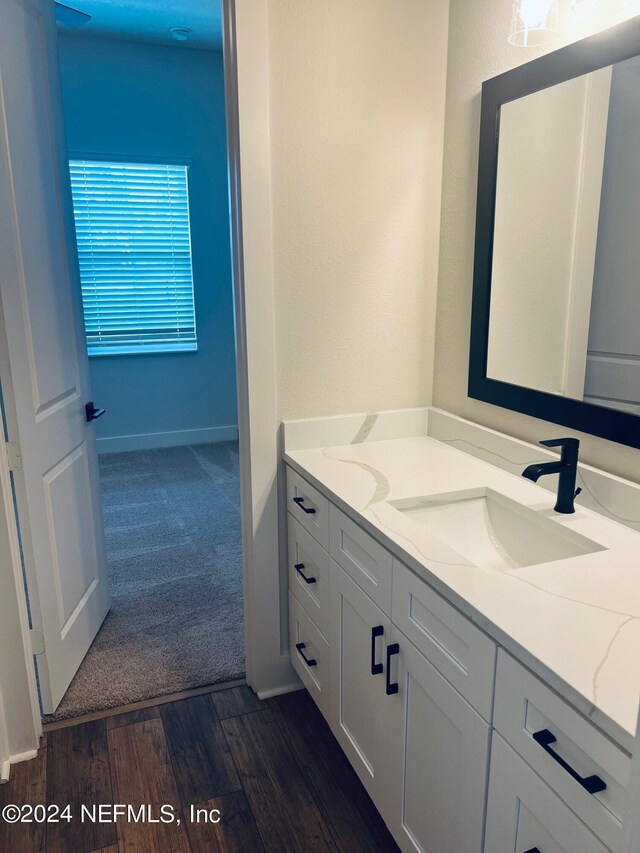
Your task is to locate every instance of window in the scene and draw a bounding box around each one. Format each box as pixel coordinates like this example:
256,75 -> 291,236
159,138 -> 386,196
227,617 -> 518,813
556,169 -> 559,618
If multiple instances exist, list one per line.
69,160 -> 197,356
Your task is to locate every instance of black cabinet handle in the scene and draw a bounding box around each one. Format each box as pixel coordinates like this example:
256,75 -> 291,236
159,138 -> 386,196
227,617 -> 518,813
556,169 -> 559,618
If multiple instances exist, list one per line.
385,643 -> 399,695
294,563 -> 316,584
295,642 -> 317,667
523,848 -> 542,853
370,626 -> 384,675
293,496 -> 316,514
532,729 -> 606,794
85,401 -> 106,422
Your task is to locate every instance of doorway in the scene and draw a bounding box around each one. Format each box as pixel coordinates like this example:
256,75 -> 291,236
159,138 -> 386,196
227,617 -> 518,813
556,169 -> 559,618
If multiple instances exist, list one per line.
38,2 -> 245,721
0,0 -> 289,761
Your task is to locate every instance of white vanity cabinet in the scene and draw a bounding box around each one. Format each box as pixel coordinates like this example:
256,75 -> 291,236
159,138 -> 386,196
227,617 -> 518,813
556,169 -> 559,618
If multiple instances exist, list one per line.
385,624 -> 491,853
485,734 -> 610,853
329,561 -> 395,810
485,651 -> 630,853
285,464 -> 629,853
289,590 -> 331,718
329,556 -> 491,853
286,466 -> 497,852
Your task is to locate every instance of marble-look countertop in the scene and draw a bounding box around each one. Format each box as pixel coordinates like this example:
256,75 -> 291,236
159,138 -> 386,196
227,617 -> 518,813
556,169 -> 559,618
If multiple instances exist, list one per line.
284,435 -> 640,752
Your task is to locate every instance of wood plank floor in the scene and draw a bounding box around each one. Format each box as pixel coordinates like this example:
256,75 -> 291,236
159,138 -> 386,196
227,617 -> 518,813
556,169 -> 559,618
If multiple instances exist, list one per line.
1,686 -> 399,853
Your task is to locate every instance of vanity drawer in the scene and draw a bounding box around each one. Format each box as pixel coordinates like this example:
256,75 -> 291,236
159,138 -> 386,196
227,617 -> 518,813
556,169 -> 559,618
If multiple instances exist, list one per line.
329,504 -> 393,614
391,559 -> 496,720
494,650 -> 629,851
485,733 -> 609,853
288,515 -> 330,637
289,590 -> 330,718
286,466 -> 329,550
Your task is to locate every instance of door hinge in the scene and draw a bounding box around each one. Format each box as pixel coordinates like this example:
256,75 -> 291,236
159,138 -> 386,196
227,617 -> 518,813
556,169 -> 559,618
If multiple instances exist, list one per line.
5,442 -> 21,471
30,630 -> 45,656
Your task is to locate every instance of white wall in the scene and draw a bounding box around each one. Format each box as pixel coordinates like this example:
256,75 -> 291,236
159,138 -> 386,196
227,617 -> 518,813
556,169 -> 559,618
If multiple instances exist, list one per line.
268,0 -> 449,421
433,0 -> 640,483
226,0 -> 298,695
58,36 -> 237,452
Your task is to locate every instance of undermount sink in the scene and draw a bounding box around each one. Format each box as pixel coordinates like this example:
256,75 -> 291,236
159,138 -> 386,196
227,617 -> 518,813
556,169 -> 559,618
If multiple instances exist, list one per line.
388,487 -> 606,572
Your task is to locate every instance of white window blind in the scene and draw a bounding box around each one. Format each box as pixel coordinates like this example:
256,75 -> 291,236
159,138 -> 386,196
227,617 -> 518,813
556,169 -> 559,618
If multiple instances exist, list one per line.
69,160 -> 197,356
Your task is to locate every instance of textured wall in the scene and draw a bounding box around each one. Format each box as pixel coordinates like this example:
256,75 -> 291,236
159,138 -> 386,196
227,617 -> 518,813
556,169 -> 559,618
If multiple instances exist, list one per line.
58,36 -> 237,445
268,0 -> 449,420
433,0 -> 640,482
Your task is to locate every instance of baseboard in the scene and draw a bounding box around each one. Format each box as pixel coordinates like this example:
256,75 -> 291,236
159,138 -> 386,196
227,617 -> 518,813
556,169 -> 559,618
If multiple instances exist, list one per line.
256,681 -> 303,701
1,748 -> 39,783
96,425 -> 238,454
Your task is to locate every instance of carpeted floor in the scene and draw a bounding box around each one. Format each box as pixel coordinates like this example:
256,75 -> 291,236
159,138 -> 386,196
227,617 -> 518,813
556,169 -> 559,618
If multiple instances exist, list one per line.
44,442 -> 245,722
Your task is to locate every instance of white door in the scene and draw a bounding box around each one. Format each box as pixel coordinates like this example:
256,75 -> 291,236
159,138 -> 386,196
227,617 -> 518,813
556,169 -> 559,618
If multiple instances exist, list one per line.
485,734 -> 609,853
329,561 -> 394,812
0,0 -> 109,713
386,626 -> 490,853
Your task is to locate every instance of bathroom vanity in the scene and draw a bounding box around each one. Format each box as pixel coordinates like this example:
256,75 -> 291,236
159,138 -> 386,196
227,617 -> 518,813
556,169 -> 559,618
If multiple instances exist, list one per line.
282,409 -> 640,853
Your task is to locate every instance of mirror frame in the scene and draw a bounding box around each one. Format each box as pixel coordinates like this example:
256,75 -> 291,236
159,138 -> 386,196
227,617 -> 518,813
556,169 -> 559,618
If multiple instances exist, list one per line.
469,16 -> 640,450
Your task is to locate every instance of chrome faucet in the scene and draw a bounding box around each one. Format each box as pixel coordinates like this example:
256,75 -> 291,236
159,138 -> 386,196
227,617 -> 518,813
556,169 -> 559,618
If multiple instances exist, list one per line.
522,438 -> 582,514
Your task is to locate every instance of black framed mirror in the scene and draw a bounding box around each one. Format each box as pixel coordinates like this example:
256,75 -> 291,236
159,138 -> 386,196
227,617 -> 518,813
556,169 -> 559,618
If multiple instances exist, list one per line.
469,16 -> 640,450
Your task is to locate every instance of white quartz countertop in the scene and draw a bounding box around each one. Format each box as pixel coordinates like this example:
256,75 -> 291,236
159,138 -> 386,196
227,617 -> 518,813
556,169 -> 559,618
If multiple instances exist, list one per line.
284,435 -> 640,751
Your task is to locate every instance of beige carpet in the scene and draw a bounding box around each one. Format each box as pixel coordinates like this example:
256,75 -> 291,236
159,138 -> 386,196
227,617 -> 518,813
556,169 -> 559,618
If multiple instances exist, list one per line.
44,442 -> 244,722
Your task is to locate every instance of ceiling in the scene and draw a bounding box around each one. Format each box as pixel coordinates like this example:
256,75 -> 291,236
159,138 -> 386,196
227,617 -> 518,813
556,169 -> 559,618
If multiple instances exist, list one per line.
57,0 -> 223,50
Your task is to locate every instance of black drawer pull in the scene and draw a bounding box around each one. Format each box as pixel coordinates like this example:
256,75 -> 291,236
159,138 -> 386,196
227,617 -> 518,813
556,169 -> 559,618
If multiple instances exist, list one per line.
295,642 -> 317,667
293,496 -> 316,514
532,729 -> 606,794
385,643 -> 399,695
523,848 -> 541,853
294,563 -> 316,584
370,625 -> 383,675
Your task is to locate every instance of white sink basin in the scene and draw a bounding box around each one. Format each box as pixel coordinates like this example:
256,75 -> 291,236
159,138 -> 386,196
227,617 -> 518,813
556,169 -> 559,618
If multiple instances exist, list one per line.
388,487 -> 605,572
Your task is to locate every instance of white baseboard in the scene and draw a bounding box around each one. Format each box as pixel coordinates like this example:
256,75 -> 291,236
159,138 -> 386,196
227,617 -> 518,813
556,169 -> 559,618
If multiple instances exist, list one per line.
1,748 -> 39,783
256,681 -> 303,700
97,425 -> 238,454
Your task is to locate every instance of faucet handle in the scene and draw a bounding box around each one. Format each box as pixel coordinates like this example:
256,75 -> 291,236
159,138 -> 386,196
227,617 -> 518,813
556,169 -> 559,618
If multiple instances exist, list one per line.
539,437 -> 580,451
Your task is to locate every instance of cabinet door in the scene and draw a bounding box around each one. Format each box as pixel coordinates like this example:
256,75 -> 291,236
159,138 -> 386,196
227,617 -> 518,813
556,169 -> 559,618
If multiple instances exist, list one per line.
485,734 -> 610,853
330,560 -> 394,811
387,626 -> 490,853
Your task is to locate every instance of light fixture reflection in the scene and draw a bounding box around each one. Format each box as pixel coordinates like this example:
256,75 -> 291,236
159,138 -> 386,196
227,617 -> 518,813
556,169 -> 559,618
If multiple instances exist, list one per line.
509,0 -> 560,46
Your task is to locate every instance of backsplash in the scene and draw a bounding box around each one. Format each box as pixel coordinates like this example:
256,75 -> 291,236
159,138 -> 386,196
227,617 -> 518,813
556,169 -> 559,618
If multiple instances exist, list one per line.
427,409 -> 640,534
282,408 -> 428,452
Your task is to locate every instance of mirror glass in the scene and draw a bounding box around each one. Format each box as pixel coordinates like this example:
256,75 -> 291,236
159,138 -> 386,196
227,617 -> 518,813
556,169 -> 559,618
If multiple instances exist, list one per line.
486,54 -> 640,416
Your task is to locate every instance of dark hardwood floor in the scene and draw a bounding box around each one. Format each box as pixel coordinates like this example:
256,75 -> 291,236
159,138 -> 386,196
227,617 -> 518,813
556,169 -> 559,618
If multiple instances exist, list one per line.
0,686 -> 399,852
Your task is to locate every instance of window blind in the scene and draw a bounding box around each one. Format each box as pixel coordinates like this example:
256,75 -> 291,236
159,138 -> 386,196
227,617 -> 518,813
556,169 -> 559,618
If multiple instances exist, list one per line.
69,160 -> 197,356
